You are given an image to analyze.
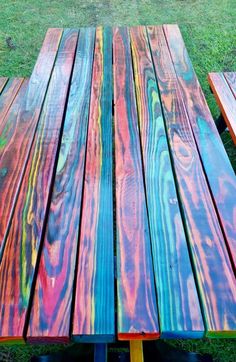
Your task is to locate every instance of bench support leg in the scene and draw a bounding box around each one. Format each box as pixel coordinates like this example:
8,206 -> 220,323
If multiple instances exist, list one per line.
130,341 -> 144,362
94,344 -> 107,361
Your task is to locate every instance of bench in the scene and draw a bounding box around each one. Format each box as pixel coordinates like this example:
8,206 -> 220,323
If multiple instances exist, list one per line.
0,26 -> 235,361
208,72 -> 236,143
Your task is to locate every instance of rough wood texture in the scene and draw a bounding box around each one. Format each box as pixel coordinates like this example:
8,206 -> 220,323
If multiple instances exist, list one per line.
73,27 -> 115,343
0,29 -> 63,258
130,26 -> 204,339
27,28 -> 95,343
208,72 -> 236,144
148,25 -> 236,338
113,27 -> 159,340
0,78 -> 24,125
163,24 -> 236,272
0,78 -> 8,94
0,29 -> 78,343
224,72 -> 236,98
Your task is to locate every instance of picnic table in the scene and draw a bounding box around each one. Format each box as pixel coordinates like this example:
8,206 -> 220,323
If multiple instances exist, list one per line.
0,25 -> 235,361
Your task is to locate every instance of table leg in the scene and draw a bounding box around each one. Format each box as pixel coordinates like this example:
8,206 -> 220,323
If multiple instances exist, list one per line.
94,344 -> 107,361
130,341 -> 144,362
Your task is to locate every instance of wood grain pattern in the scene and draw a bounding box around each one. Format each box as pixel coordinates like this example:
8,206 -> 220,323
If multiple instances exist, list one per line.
130,26 -> 204,339
0,29 -> 63,258
0,29 -> 78,343
163,24 -> 236,272
27,27 -> 95,344
113,27 -> 159,340
0,78 -> 8,94
0,78 -> 24,125
224,72 -> 236,98
208,72 -> 236,144
148,25 -> 236,338
73,27 -> 114,343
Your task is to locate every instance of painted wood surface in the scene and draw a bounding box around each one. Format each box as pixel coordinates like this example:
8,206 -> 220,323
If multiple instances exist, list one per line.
163,24 -> 236,272
130,341 -> 144,362
224,72 -> 236,98
148,25 -> 236,338
0,78 -> 24,125
113,27 -> 159,340
73,27 -> 115,343
0,78 -> 8,94
27,28 -> 95,343
208,72 -> 236,144
0,29 -> 63,258
94,344 -> 107,362
0,29 -> 78,343
130,26 -> 204,339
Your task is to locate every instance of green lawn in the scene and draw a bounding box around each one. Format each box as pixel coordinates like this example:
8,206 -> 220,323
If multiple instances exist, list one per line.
0,1 -> 235,361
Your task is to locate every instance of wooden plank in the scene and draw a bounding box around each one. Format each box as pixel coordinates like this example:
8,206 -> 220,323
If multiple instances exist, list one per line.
94,344 -> 107,362
208,73 -> 236,144
27,27 -> 95,344
130,341 -> 144,362
73,27 -> 114,343
163,24 -> 236,272
130,26 -> 204,338
0,29 -> 78,343
0,78 -> 24,124
0,29 -> 63,258
0,78 -> 8,94
147,25 -> 236,338
113,27 -> 159,340
224,72 -> 236,98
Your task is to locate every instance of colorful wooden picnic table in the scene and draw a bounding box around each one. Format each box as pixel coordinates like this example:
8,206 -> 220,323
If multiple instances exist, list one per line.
0,25 -> 235,361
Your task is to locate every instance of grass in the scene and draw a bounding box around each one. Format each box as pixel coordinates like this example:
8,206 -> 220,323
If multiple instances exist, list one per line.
0,1 -> 235,361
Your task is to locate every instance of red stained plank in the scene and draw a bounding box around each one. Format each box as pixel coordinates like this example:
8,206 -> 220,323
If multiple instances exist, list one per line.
224,72 -> 236,98
27,27 -> 95,344
113,27 -> 159,340
208,72 -> 236,144
0,29 -> 63,258
0,78 -> 8,94
73,27 -> 114,343
163,24 -> 236,272
0,78 -> 24,125
0,29 -> 78,343
147,25 -> 236,337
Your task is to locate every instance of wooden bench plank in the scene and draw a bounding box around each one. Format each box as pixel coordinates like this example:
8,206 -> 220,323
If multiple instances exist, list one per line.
130,26 -> 204,338
27,28 -> 95,343
73,27 -> 114,343
0,78 -> 8,94
113,27 -> 159,340
0,29 -> 78,343
163,24 -> 236,272
208,72 -> 236,144
147,25 -> 236,338
224,72 -> 236,98
0,29 -> 63,258
0,78 -> 24,124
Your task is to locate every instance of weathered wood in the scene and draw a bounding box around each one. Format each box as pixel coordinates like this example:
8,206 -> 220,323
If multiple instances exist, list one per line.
130,26 -> 204,338
0,29 -> 78,343
0,78 -> 8,94
0,78 -> 24,125
73,27 -> 115,343
130,341 -> 144,362
208,72 -> 236,144
224,72 -> 236,98
148,25 -> 236,338
27,28 -> 95,343
113,27 -> 159,340
0,29 -> 63,258
163,24 -> 236,272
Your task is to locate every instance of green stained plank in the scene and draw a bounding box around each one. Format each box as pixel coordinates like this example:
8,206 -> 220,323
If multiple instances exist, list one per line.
163,24 -> 236,272
27,27 -> 96,343
130,26 -> 204,338
0,29 -> 78,343
148,25 -> 236,338
73,27 -> 115,343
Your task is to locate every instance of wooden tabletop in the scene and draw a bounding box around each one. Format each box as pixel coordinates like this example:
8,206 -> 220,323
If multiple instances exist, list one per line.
0,25 -> 235,346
